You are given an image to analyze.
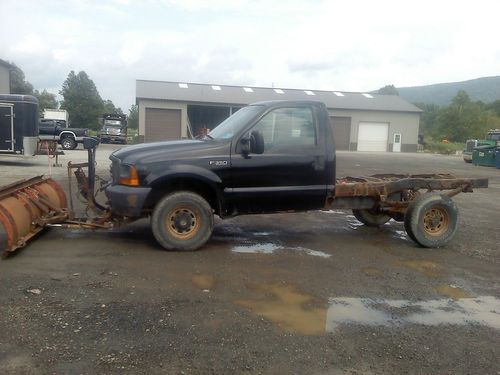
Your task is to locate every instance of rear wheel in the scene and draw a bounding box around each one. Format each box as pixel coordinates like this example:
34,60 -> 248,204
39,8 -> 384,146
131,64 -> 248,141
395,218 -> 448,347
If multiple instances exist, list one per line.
60,136 -> 77,150
151,191 -> 214,251
404,193 -> 458,248
352,209 -> 391,227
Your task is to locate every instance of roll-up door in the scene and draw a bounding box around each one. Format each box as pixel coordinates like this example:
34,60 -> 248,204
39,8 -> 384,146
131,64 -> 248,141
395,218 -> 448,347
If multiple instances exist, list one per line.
330,116 -> 351,150
357,122 -> 388,151
145,108 -> 181,142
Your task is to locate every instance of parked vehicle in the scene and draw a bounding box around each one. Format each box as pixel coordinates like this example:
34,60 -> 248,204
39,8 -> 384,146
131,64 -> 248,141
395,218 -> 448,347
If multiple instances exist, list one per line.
463,129 -> 500,162
100,114 -> 127,144
39,118 -> 89,150
0,94 -> 38,156
0,101 -> 489,256
43,109 -> 69,125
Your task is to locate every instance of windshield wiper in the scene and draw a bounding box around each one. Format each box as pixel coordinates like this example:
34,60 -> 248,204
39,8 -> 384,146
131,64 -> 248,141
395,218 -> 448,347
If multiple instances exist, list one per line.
204,134 -> 214,140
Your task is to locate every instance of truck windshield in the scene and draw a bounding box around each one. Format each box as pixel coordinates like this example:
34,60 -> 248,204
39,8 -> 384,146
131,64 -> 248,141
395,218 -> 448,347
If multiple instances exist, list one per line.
104,120 -> 122,126
208,105 -> 263,140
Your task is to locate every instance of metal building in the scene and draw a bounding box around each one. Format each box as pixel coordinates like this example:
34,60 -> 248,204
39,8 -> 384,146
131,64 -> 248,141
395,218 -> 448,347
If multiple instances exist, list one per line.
136,80 -> 422,152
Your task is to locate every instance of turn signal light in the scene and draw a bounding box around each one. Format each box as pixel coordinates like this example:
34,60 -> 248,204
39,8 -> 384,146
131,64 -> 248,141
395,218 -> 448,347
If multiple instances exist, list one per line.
119,165 -> 140,186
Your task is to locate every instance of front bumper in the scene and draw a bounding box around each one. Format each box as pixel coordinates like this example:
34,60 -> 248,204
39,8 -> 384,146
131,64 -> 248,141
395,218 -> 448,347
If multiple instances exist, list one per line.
105,184 -> 151,217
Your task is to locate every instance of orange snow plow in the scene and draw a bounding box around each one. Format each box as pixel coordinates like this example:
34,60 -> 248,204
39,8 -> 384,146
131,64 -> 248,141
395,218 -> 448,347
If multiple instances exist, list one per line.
0,176 -> 68,256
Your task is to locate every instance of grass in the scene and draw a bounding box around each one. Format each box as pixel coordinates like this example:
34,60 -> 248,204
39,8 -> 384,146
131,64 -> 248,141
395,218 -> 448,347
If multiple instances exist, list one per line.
424,140 -> 464,155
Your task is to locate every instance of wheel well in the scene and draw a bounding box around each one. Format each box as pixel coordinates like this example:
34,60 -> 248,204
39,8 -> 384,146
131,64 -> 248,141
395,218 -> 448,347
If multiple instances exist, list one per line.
60,132 -> 75,139
146,178 -> 220,215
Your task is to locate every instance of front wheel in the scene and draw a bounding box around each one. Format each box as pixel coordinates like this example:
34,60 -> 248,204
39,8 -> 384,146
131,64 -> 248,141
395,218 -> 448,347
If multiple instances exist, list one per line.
404,193 -> 458,248
60,136 -> 77,150
151,191 -> 214,251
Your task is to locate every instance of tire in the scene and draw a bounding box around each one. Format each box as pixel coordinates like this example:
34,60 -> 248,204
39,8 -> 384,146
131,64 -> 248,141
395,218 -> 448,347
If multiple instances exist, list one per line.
352,209 -> 391,227
404,193 -> 458,248
390,212 -> 405,222
60,136 -> 77,150
151,191 -> 214,251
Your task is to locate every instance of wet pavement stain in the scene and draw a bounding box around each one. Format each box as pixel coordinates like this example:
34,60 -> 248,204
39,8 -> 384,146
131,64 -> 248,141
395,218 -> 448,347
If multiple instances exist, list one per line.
234,283 -> 327,335
361,267 -> 382,276
231,243 -> 331,258
398,260 -> 443,278
435,284 -> 471,299
191,274 -> 217,290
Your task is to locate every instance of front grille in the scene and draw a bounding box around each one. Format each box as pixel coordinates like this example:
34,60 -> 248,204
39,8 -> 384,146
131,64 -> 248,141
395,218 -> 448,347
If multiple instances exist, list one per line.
465,140 -> 477,152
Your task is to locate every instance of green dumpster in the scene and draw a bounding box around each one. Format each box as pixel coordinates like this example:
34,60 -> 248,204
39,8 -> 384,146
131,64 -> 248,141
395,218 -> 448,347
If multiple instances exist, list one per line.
472,145 -> 497,167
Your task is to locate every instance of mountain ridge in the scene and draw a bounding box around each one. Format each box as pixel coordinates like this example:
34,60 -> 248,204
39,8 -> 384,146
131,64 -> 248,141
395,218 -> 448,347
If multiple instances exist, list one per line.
393,76 -> 500,106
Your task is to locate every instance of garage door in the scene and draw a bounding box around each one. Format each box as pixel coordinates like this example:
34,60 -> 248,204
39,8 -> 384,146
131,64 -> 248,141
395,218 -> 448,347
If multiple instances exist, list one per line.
357,122 -> 389,151
145,108 -> 181,142
330,116 -> 351,150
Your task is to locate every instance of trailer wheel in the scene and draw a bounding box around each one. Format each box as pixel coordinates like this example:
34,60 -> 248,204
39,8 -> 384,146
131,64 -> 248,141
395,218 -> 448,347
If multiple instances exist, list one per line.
352,209 -> 391,227
151,191 -> 214,251
60,136 -> 77,150
404,193 -> 458,248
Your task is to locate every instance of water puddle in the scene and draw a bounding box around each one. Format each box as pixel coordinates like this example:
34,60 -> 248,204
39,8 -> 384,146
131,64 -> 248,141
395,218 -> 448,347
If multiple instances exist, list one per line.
398,260 -> 443,278
393,230 -> 408,240
191,274 -> 216,290
235,282 -> 500,334
232,243 -> 331,258
234,283 -> 327,335
321,210 -> 347,215
326,296 -> 500,331
435,284 -> 471,299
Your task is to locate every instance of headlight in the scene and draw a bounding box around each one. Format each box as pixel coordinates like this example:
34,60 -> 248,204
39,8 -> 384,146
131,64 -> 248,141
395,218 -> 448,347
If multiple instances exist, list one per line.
119,164 -> 139,186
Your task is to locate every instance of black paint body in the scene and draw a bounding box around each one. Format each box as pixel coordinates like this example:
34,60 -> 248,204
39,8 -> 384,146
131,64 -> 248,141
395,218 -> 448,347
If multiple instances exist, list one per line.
106,101 -> 336,217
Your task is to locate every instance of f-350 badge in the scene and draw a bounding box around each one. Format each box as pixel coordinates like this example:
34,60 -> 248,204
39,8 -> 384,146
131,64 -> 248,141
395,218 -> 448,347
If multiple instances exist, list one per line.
209,160 -> 228,166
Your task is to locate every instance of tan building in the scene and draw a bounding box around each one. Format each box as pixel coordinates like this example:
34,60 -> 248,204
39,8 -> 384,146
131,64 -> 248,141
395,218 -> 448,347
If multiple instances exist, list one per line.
136,80 -> 422,152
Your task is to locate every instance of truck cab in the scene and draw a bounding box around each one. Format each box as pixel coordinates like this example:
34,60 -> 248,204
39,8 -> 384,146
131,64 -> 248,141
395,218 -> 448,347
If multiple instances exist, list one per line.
100,114 -> 127,144
106,101 -> 335,249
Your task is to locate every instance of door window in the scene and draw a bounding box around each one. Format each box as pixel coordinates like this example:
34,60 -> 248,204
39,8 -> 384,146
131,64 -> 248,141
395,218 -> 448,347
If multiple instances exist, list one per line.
251,107 -> 316,153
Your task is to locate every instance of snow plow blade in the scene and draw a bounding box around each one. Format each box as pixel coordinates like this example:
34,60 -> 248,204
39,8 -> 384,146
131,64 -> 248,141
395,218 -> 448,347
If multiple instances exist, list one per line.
0,176 -> 68,257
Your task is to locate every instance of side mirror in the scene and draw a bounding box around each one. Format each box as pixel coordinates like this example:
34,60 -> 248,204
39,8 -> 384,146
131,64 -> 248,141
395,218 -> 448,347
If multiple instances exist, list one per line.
250,130 -> 264,154
240,135 -> 251,157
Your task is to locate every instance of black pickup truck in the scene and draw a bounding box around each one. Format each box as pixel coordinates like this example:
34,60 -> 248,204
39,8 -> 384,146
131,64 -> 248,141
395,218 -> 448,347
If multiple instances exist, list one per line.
39,119 -> 89,150
104,100 -> 487,251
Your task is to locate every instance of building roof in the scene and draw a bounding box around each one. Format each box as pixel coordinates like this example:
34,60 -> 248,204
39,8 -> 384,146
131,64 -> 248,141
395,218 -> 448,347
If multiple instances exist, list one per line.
136,80 -> 422,113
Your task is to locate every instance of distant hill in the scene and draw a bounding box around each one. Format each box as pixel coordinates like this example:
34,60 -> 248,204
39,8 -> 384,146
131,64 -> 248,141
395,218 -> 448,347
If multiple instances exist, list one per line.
395,76 -> 500,106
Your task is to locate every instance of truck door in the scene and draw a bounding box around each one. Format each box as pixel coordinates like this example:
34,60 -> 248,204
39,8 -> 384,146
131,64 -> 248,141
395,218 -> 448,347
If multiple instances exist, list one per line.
0,104 -> 14,152
228,106 -> 327,213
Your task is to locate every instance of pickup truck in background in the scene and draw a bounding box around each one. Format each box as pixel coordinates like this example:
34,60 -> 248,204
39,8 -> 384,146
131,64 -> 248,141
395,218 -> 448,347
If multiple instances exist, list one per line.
39,118 -> 89,150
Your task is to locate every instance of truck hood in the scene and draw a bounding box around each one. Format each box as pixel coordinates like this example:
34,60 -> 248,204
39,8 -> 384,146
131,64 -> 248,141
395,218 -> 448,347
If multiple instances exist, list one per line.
110,139 -> 227,166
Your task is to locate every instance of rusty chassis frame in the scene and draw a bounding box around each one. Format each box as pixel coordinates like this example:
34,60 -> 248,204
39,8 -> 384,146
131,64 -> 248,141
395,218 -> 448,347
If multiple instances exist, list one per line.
327,174 -> 489,214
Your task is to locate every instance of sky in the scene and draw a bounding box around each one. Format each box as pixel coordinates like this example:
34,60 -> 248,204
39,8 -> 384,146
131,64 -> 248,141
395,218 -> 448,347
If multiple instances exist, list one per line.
1,0 -> 499,111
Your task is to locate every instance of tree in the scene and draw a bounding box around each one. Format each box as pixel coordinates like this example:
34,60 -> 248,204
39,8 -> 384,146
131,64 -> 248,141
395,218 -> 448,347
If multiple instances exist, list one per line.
34,89 -> 58,116
128,105 -> 138,129
415,102 -> 440,138
377,84 -> 399,95
8,62 -> 33,95
435,91 -> 489,142
103,99 -> 123,115
60,71 -> 104,130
